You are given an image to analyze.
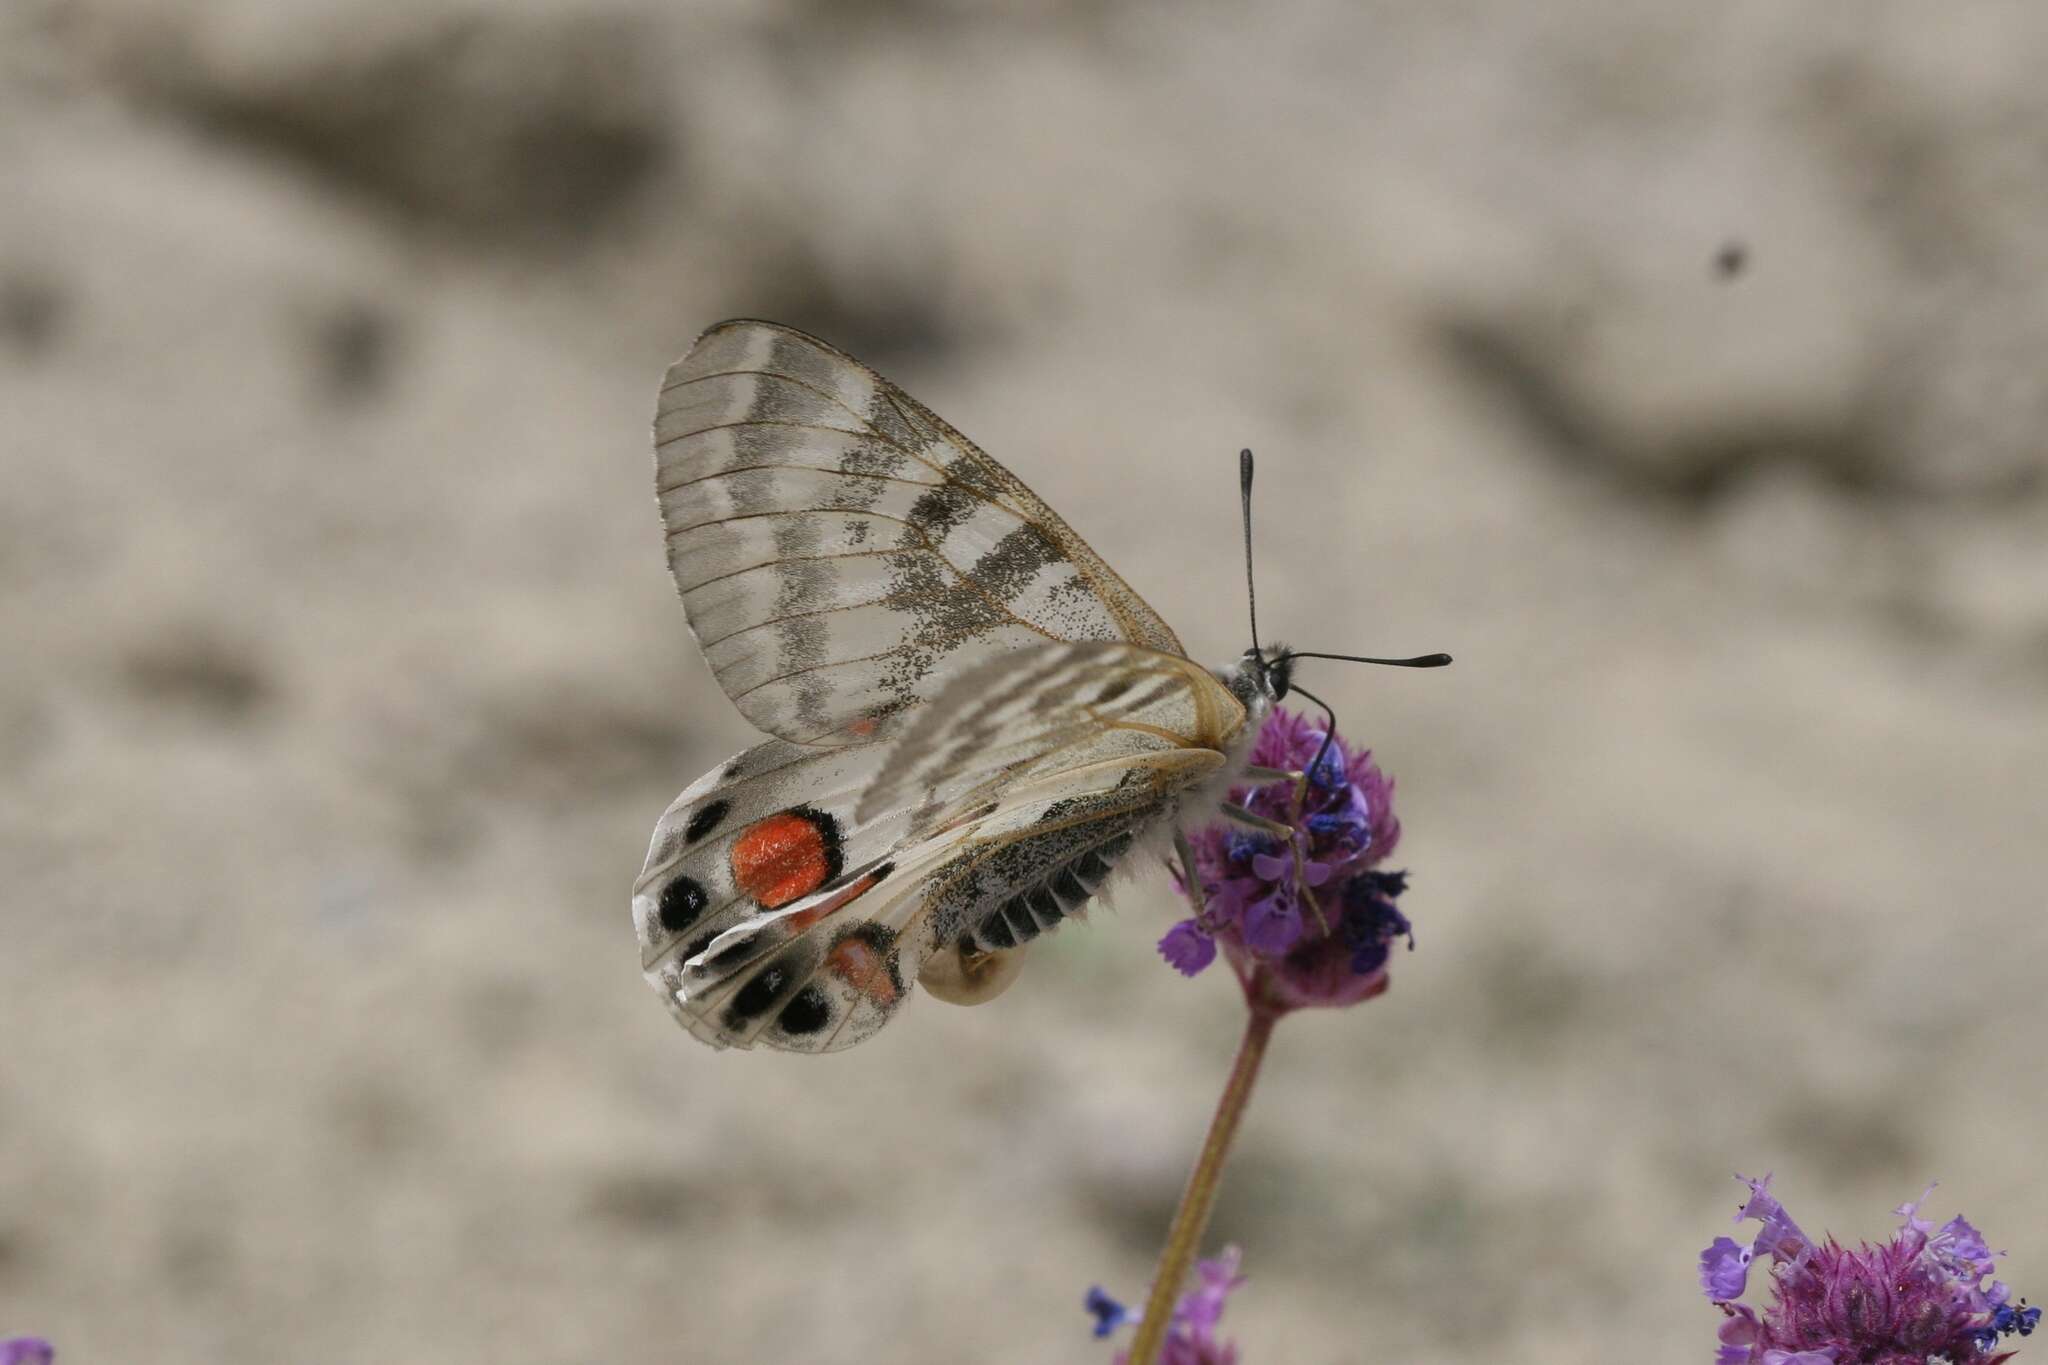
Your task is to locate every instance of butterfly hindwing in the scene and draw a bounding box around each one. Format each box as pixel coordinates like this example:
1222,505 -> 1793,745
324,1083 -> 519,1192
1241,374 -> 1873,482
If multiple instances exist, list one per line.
655,320 -> 1186,747
648,641 -> 1241,1053
632,739 -> 909,1023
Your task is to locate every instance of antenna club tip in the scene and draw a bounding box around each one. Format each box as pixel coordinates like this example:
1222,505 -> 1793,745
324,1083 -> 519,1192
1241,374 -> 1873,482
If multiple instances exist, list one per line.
1420,652 -> 1453,667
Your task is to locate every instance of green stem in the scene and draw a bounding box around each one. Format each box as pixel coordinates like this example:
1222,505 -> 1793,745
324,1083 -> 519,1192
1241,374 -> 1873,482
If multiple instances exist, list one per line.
1123,994 -> 1280,1365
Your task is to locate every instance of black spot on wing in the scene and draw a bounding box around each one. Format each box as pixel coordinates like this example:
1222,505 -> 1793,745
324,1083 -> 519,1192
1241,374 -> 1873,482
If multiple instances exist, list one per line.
725,962 -> 794,1026
684,800 -> 730,844
776,984 -> 832,1035
657,877 -> 709,935
722,941 -> 822,1030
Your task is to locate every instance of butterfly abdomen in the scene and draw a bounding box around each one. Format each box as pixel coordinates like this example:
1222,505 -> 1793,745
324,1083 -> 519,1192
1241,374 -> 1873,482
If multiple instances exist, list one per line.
960,827 -> 1138,952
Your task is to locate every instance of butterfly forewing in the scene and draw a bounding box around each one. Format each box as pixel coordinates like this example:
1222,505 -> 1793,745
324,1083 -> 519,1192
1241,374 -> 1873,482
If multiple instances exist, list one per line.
655,320 -> 1185,746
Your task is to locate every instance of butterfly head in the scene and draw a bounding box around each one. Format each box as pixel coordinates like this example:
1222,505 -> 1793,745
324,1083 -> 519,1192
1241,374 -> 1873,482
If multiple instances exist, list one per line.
1221,644 -> 1295,715
1251,644 -> 1295,701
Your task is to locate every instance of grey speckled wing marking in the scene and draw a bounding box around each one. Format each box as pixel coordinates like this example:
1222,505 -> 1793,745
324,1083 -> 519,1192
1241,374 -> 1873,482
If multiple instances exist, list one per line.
654,319 -> 1184,746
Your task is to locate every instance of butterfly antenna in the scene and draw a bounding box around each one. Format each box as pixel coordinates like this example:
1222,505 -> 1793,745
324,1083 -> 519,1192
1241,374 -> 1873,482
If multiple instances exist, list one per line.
1288,682 -> 1343,788
1240,447 -> 1261,657
1284,649 -> 1453,668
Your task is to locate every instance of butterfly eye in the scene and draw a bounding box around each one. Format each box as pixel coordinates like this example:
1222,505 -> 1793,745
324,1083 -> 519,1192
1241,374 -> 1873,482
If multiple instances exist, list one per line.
1267,653 -> 1294,701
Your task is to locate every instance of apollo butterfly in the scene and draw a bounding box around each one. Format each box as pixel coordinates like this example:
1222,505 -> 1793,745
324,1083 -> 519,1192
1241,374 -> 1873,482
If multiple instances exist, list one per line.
631,320 -> 1443,1052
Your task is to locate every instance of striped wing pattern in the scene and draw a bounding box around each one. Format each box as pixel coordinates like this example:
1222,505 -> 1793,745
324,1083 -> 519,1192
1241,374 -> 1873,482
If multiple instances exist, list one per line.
654,320 -> 1184,747
635,642 -> 1242,1053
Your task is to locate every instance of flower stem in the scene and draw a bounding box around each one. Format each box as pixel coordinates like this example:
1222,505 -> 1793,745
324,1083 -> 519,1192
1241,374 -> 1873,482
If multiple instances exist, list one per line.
1124,995 -> 1280,1365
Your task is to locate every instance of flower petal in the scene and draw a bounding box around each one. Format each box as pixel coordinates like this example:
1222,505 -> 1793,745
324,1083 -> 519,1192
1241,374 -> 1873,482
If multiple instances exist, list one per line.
1158,921 -> 1218,977
1241,896 -> 1303,954
1700,1236 -> 1755,1301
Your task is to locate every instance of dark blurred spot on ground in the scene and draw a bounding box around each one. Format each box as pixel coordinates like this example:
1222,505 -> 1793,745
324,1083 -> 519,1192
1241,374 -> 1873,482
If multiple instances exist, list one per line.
1769,1089 -> 1923,1185
158,1216 -> 232,1294
1197,1147 -> 1308,1247
1467,931 -> 1594,1058
736,241 -> 960,372
1076,1155 -> 1181,1256
328,1075 -> 427,1160
0,698 -> 55,770
468,682 -> 694,806
458,974 -> 545,1063
368,677 -> 694,863
1079,1141 -> 1296,1257
123,16 -> 670,246
585,1169 -> 702,1233
121,630 -> 275,722
308,297 -> 399,404
1,270 -> 67,358
1436,313 -> 2039,509
1714,240 -> 1748,279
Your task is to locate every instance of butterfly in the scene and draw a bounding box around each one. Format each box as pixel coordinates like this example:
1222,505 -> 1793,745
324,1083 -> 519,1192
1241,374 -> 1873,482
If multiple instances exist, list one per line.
631,319 -> 1444,1053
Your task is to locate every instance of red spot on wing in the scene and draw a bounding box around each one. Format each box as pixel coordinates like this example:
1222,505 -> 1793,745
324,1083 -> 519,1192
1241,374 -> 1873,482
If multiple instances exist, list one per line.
848,716 -> 880,738
826,937 -> 899,1007
730,809 -> 838,909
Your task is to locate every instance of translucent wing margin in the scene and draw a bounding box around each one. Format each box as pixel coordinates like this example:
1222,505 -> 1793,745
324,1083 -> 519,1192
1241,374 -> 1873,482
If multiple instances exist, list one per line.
654,319 -> 1185,747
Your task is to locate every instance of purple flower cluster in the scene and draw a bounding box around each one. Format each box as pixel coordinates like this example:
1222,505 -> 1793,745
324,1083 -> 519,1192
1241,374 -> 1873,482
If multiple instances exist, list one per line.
1088,1247 -> 1245,1365
1165,708 -> 1412,1011
1700,1175 -> 2038,1364
0,1341 -> 53,1365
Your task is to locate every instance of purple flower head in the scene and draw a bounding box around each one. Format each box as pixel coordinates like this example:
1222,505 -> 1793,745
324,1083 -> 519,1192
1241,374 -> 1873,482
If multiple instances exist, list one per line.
1094,1247 -> 1245,1365
1701,1176 -> 2034,1365
1169,707 -> 1413,1012
0,1341 -> 53,1365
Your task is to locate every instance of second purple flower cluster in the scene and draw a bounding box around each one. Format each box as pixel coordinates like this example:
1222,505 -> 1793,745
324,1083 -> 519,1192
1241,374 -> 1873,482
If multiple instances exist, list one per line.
1700,1175 -> 2037,1364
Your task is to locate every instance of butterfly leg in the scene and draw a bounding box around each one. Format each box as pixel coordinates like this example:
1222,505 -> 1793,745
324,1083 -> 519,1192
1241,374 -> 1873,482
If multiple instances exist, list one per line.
1215,804 -> 1331,934
1217,803 -> 1295,841
1243,764 -> 1311,809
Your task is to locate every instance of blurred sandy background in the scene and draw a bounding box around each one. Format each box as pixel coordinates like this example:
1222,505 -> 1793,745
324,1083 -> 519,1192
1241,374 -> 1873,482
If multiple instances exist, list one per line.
5,2 -> 2047,1361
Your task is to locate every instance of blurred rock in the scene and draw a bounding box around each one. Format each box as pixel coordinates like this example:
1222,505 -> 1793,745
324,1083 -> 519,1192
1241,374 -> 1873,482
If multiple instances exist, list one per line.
107,12 -> 671,245
0,269 -> 67,359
